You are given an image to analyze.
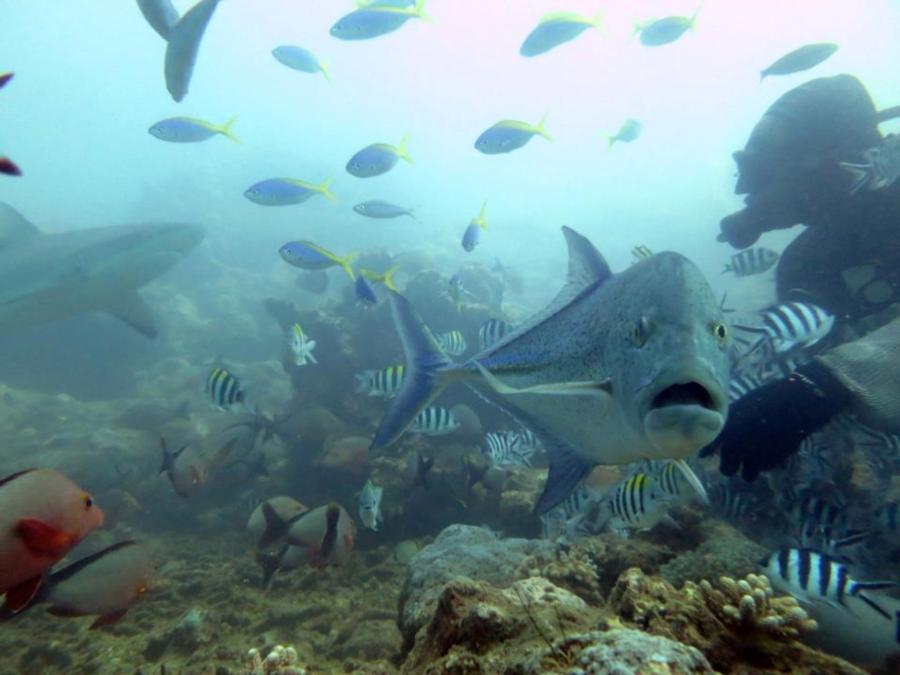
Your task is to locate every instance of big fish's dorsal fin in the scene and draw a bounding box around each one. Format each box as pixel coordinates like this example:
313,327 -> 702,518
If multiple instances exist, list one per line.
0,203 -> 41,249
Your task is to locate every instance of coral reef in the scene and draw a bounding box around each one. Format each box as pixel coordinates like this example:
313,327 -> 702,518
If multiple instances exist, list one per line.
242,645 -> 306,675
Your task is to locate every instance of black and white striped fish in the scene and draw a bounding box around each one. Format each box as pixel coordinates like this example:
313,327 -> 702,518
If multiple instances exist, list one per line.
840,134 -> 900,195
478,318 -> 512,350
708,482 -> 759,522
735,301 -> 834,353
790,494 -> 846,542
722,247 -> 779,276
483,430 -> 535,468
606,472 -> 673,535
437,330 -> 467,356
760,547 -> 896,619
206,366 -> 245,411
540,484 -> 605,540
409,406 -> 460,435
354,364 -> 406,397
728,370 -> 767,402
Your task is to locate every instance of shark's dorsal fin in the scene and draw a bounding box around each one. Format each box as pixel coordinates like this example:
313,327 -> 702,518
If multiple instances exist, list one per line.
0,203 -> 41,248
106,292 -> 158,339
487,226 -> 611,349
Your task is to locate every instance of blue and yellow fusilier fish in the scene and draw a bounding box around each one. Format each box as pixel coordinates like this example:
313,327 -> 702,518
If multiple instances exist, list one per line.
244,178 -> 336,206
278,241 -> 356,280
330,0 -> 429,41
605,118 -> 642,150
346,134 -> 413,178
475,115 -> 552,155
633,3 -> 702,47
149,116 -> 239,143
272,45 -> 330,79
520,11 -> 603,58
369,227 -> 729,515
461,200 -> 488,252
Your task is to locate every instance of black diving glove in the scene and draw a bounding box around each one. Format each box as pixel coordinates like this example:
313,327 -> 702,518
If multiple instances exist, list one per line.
701,359 -> 853,481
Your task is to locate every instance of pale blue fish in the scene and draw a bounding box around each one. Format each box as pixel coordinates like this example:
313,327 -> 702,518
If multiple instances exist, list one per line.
606,118 -> 642,150
346,135 -> 412,178
461,200 -> 488,252
369,227 -> 730,514
244,178 -> 336,206
137,0 -> 180,40
164,0 -> 222,102
278,241 -> 356,280
358,480 -> 383,532
149,116 -> 239,143
272,46 -> 330,80
353,200 -> 417,221
520,12 -> 603,58
634,4 -> 701,47
475,115 -> 551,155
330,0 -> 428,41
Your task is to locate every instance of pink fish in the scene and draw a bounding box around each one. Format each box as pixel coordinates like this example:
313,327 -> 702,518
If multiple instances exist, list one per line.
0,469 -> 104,612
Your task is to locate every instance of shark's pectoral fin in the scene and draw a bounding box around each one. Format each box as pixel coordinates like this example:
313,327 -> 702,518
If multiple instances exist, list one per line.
0,202 -> 41,249
106,292 -> 158,339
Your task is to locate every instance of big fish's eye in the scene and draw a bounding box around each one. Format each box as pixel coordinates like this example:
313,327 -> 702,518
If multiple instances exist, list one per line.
711,321 -> 728,345
82,493 -> 94,510
629,316 -> 654,348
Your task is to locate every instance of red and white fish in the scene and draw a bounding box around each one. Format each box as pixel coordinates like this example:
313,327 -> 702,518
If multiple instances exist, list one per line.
0,469 -> 104,612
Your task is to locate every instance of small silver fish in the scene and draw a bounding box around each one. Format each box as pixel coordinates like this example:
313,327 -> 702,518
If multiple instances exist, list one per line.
358,480 -> 383,532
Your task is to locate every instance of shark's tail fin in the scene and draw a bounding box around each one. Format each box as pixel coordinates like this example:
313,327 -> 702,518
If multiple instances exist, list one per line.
369,292 -> 457,452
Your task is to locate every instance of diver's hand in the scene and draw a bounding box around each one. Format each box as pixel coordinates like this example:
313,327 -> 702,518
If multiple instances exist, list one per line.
701,360 -> 852,481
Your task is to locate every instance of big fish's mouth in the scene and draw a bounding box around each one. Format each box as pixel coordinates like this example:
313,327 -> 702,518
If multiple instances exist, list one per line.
641,369 -> 727,458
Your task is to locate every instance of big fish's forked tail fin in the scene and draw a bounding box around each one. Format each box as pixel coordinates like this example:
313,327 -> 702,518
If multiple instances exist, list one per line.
369,292 -> 456,452
839,160 -> 871,195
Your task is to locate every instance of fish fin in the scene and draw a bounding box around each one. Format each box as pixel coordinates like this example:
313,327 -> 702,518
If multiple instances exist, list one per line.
2,576 -> 44,614
536,442 -> 594,515
105,291 -> 158,339
721,263 -> 733,274
219,115 -> 240,143
382,263 -> 401,292
258,502 -> 290,549
318,503 -> 341,561
0,468 -> 36,488
689,0 -> 704,28
256,547 -> 286,590
89,609 -> 128,629
0,157 -> 21,176
397,133 -> 414,164
319,61 -> 331,81
369,292 -> 457,452
476,362 -> 612,397
318,178 -> 338,203
337,252 -> 356,280
414,0 -> 431,21
854,592 -> 891,620
475,200 -> 488,229
839,161 -> 871,195
158,437 -> 187,475
672,459 -> 709,504
354,371 -> 373,393
535,113 -> 552,141
50,541 -> 138,584
0,202 -> 41,248
15,519 -> 72,557
0,72 -> 12,89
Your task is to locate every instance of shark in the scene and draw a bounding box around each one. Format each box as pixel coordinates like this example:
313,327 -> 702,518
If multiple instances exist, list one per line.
0,202 -> 204,339
369,226 -> 731,514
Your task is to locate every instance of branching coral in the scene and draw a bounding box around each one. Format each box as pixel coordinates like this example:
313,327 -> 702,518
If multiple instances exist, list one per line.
242,645 -> 306,675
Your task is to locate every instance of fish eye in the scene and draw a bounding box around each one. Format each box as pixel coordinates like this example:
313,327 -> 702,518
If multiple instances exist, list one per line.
711,321 -> 728,344
628,316 -> 654,348
83,494 -> 93,509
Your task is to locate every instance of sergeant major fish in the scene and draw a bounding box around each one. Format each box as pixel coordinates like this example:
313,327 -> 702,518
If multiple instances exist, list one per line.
369,226 -> 729,514
479,318 -> 512,350
722,247 -> 779,276
206,366 -> 245,411
840,134 -> 900,195
355,364 -> 406,397
437,330 -> 467,356
358,480 -> 384,531
409,406 -> 460,436
605,472 -> 674,536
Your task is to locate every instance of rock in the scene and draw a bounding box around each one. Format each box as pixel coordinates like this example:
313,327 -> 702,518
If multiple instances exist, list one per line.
398,525 -> 555,654
314,435 -> 370,477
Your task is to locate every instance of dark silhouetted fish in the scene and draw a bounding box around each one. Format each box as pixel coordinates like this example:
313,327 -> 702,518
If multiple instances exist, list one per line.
760,43 -> 838,81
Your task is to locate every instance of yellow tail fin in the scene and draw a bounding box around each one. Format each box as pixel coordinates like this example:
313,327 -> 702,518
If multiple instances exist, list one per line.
397,133 -> 414,164
414,0 -> 432,21
381,263 -> 400,292
219,115 -> 240,143
535,113 -> 552,141
473,200 -> 488,230
319,61 -> 331,81
689,1 -> 704,29
318,178 -> 338,202
339,253 -> 357,281
591,10 -> 603,30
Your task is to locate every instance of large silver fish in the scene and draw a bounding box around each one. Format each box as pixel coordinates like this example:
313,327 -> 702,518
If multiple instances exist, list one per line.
370,227 -> 730,513
164,0 -> 221,102
0,203 -> 203,338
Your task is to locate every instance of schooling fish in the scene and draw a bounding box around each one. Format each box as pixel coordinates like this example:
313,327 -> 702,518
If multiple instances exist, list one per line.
760,43 -> 838,81
22,540 -> 156,629
478,318 -> 512,350
358,480 -> 384,532
164,0 -> 221,102
0,469 -> 104,613
355,364 -> 406,397
258,502 -> 356,568
475,116 -> 551,155
840,134 -> 900,195
437,330 -> 467,356
289,324 -> 317,366
206,366 -> 245,411
604,472 -> 675,535
330,0 -> 428,41
519,11 -> 603,58
409,406 -> 460,436
279,241 -> 356,280
136,0 -> 180,41
369,226 -> 730,514
353,200 -> 418,221
361,264 -> 400,292
483,430 -> 535,468
606,118 -> 642,150
245,177 -> 336,206
461,200 -> 488,252
722,247 -> 779,276
149,115 -> 239,143
271,45 -> 329,80
734,301 -> 834,354
346,134 -> 413,178
634,4 -> 701,47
